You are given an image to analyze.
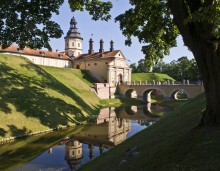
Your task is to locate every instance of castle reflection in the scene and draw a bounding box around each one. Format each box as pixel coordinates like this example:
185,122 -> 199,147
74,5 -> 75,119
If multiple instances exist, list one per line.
62,104 -> 164,170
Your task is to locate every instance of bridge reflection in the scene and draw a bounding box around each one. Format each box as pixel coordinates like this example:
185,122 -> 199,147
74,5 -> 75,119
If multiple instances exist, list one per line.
60,104 -> 166,170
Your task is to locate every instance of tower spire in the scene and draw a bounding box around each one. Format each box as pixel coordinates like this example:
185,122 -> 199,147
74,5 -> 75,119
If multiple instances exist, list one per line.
70,16 -> 77,29
64,15 -> 83,57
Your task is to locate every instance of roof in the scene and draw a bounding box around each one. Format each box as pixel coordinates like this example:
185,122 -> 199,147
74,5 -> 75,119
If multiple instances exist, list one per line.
64,16 -> 83,40
73,50 -> 122,61
0,45 -> 70,60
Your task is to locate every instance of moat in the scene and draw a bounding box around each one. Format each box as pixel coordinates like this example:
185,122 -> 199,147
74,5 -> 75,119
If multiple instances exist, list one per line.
0,104 -> 169,171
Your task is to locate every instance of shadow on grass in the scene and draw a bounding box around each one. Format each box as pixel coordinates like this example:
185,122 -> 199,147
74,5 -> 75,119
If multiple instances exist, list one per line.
0,59 -> 98,135
0,128 -> 7,137
7,125 -> 31,137
20,61 -> 98,115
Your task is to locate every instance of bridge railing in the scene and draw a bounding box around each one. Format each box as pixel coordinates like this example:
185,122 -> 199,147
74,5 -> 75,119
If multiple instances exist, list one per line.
120,80 -> 203,86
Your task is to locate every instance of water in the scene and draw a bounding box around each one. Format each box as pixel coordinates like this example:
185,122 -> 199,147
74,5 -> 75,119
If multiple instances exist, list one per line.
0,104 -> 168,171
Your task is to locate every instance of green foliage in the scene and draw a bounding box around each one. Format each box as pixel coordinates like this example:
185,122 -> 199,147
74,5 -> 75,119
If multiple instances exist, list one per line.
129,63 -> 138,73
0,0 -> 64,50
154,56 -> 201,81
184,1 -> 220,38
115,0 -> 179,67
68,0 -> 112,21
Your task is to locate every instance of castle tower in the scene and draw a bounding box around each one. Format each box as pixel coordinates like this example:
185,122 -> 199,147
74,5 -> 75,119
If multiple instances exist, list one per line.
65,140 -> 83,170
64,16 -> 83,57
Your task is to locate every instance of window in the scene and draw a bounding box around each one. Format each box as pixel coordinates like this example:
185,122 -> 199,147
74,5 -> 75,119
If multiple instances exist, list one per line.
106,62 -> 108,64
78,149 -> 80,154
78,43 -> 80,47
72,151 -> 74,155
72,42 -> 74,46
88,64 -> 90,66
66,42 -> 68,46
94,63 -> 97,65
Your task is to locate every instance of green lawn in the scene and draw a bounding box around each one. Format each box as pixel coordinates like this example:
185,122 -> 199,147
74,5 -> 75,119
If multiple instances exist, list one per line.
79,94 -> 220,171
100,98 -> 144,107
0,54 -> 100,139
132,73 -> 175,82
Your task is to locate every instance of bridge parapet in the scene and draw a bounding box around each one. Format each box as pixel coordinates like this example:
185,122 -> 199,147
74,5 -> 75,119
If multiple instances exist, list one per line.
121,80 -> 203,86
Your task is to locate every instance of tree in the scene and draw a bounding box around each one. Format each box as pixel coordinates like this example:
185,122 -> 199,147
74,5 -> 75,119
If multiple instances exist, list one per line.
130,63 -> 138,73
160,57 -> 201,81
70,0 -> 220,126
136,59 -> 148,73
0,0 -> 64,50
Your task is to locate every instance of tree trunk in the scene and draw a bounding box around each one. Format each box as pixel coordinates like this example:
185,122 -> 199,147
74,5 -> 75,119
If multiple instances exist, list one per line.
168,0 -> 220,126
193,42 -> 220,126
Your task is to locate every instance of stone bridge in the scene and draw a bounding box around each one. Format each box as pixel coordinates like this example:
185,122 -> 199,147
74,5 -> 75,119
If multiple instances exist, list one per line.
118,82 -> 204,102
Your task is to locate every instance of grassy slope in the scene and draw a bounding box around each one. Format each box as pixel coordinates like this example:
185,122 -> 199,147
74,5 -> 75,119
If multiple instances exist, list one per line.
132,73 -> 175,82
80,94 -> 220,171
0,54 -> 100,139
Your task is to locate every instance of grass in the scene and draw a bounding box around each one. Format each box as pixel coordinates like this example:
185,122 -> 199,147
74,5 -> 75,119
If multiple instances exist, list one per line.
79,93 -> 220,171
131,73 -> 175,82
0,54 -> 100,139
99,98 -> 144,107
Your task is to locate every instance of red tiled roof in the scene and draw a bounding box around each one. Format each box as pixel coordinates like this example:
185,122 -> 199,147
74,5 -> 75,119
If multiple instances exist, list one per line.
74,50 -> 121,61
0,45 -> 70,60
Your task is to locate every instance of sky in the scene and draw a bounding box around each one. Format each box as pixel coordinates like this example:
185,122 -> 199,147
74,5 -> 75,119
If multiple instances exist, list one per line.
50,0 -> 194,64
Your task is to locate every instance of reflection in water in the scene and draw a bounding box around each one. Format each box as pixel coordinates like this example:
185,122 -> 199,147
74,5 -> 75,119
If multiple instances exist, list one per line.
10,104 -> 167,171
65,140 -> 83,170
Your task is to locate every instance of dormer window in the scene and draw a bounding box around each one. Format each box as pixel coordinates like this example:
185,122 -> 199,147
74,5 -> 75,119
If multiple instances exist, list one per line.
58,54 -> 63,58
17,48 -> 22,53
39,51 -> 45,55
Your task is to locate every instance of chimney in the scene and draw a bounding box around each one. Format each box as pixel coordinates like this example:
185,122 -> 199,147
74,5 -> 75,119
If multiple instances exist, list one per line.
99,39 -> 104,53
88,38 -> 94,54
110,40 -> 114,52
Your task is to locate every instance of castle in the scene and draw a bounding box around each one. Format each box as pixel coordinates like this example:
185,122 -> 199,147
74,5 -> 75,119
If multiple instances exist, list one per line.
0,16 -> 131,86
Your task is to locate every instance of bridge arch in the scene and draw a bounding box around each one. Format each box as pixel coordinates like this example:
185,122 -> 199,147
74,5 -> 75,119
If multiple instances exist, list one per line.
124,88 -> 137,98
142,88 -> 165,103
170,89 -> 189,100
124,106 -> 137,116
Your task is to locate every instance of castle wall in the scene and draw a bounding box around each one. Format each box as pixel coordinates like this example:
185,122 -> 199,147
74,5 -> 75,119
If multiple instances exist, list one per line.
1,52 -> 72,68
